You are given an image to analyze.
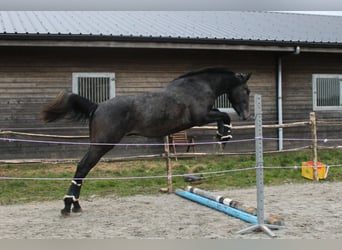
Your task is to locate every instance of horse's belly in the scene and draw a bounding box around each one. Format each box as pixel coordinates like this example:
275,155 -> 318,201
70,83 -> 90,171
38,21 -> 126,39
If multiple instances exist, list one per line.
130,119 -> 192,137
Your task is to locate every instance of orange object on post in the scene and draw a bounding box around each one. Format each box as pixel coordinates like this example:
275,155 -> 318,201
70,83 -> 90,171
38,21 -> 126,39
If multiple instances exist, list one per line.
301,161 -> 329,180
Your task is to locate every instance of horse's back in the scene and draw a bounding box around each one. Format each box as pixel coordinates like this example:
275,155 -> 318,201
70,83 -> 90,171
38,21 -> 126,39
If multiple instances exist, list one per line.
93,91 -> 195,137
90,72 -> 219,138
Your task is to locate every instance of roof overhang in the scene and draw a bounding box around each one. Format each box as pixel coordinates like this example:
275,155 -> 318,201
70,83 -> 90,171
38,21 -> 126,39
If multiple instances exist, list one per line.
1,35 -> 342,53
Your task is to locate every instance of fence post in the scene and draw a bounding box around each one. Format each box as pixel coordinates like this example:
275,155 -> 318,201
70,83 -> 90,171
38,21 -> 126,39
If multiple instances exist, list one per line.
310,112 -> 319,182
238,94 -> 285,237
163,136 -> 173,193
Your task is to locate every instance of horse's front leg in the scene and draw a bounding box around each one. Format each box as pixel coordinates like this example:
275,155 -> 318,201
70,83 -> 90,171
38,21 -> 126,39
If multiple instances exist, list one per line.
206,108 -> 232,143
216,120 -> 232,142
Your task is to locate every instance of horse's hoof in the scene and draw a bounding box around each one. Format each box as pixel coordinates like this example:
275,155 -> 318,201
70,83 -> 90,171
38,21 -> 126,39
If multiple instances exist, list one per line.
217,135 -> 232,142
220,135 -> 232,141
60,209 -> 71,217
72,200 -> 82,213
216,131 -> 232,142
72,207 -> 83,213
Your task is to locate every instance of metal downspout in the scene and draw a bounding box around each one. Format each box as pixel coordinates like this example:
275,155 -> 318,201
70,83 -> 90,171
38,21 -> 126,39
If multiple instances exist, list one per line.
277,46 -> 300,151
277,57 -> 283,151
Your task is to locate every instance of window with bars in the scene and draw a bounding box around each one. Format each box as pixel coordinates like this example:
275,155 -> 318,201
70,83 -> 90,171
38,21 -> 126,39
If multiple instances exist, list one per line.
213,93 -> 234,112
72,73 -> 115,103
313,74 -> 342,111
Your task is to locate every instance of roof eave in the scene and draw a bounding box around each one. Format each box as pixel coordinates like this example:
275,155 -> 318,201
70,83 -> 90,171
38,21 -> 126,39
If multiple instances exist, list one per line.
0,33 -> 342,53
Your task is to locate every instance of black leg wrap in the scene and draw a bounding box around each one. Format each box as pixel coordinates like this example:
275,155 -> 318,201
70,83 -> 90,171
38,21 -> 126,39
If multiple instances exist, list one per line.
61,180 -> 83,215
216,124 -> 232,142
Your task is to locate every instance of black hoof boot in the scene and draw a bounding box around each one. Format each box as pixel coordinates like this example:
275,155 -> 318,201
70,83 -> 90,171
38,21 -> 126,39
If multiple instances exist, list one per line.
217,134 -> 232,142
61,208 -> 71,216
61,197 -> 73,216
72,200 -> 82,213
62,180 -> 83,215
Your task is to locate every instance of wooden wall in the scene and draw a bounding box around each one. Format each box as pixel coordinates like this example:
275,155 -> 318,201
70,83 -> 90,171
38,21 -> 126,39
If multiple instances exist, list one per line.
282,52 -> 342,121
281,52 -> 342,148
3,46 -> 340,160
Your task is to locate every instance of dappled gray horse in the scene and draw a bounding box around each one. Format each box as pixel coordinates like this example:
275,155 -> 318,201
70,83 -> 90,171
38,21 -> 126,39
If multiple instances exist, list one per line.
41,66 -> 251,215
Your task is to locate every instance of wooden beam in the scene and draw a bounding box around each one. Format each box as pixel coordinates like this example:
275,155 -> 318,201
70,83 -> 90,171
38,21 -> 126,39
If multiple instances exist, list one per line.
193,121 -> 310,130
0,39 -> 296,52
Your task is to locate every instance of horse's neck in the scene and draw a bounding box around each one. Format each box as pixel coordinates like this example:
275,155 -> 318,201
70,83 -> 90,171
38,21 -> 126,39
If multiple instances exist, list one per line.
168,73 -> 231,98
207,75 -> 231,97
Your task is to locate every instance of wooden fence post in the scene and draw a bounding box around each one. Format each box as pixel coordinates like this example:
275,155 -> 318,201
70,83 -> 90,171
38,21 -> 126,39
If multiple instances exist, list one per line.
310,112 -> 319,181
163,136 -> 173,193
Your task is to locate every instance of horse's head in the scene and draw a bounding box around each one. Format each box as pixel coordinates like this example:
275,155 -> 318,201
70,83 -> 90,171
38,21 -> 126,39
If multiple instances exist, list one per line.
228,72 -> 251,120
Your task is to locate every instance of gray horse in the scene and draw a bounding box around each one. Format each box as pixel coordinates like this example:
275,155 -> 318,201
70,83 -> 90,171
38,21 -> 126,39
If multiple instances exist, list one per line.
41,66 -> 251,215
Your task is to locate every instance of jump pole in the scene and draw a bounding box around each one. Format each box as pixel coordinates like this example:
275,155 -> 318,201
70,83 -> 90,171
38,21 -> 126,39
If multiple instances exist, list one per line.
237,94 -> 285,237
185,186 -> 257,215
177,186 -> 284,226
175,189 -> 258,224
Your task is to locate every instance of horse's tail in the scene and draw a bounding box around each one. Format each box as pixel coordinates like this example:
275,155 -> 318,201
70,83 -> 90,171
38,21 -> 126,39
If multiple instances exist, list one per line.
40,91 -> 98,123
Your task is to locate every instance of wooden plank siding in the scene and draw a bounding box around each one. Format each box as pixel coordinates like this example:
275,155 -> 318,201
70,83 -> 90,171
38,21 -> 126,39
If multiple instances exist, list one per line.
279,53 -> 342,149
282,53 -> 342,121
5,46 -> 339,160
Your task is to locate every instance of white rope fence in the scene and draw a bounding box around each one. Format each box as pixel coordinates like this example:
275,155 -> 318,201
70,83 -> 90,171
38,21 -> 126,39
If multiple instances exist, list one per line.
1,111 -> 342,182
2,164 -> 342,181
0,167 -> 258,181
1,134 -> 342,181
0,136 -> 255,146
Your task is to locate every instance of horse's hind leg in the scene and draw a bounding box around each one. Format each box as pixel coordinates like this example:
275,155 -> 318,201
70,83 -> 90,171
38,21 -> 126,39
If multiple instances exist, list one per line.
61,145 -> 113,216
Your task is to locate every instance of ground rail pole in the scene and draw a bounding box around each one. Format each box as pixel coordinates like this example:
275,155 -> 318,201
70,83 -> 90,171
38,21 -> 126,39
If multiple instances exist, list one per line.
237,94 -> 285,237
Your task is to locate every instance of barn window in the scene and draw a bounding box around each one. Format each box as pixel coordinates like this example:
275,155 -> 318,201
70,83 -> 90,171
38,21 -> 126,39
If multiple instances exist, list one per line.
313,74 -> 342,111
213,94 -> 234,112
72,73 -> 115,103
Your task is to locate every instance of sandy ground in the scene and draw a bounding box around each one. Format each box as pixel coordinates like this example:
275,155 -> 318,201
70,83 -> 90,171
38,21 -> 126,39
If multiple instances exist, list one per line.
1,182 -> 342,239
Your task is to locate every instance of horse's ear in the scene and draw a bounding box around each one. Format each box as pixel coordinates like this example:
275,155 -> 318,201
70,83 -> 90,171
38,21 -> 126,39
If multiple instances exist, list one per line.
244,73 -> 251,82
235,72 -> 251,83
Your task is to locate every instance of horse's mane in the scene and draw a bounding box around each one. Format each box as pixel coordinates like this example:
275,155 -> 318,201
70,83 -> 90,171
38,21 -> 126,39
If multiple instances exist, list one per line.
175,66 -> 234,80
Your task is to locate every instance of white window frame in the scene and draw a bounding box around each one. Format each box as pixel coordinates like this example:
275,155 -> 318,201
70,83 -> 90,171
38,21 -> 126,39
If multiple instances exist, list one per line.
72,72 -> 115,103
313,74 -> 342,111
213,93 -> 234,113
